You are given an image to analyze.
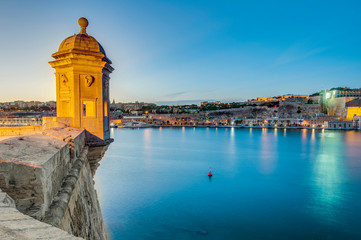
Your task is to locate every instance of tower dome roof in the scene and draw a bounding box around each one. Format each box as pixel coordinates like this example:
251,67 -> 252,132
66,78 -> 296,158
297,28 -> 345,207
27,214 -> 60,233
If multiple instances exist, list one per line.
57,17 -> 106,56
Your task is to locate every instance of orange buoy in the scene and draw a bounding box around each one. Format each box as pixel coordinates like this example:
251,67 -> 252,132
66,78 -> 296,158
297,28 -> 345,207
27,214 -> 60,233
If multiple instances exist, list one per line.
208,170 -> 213,177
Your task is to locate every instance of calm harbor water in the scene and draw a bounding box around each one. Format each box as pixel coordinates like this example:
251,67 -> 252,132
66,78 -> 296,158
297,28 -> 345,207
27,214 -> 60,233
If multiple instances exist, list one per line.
95,127 -> 361,240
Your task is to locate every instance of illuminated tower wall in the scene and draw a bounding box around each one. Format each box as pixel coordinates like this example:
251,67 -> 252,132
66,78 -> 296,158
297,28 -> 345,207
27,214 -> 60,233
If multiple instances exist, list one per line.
49,18 -> 114,140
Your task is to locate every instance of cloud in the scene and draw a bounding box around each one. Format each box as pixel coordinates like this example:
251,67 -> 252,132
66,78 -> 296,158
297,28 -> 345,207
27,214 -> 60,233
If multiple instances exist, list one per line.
271,43 -> 329,68
161,91 -> 188,99
154,99 -> 203,105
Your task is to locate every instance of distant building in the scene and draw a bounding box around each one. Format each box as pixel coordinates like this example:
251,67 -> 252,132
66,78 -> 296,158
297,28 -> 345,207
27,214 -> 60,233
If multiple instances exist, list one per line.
332,89 -> 361,98
14,101 -> 25,109
309,95 -> 321,104
277,95 -> 309,103
256,97 -> 274,102
130,110 -> 143,116
200,101 -> 221,106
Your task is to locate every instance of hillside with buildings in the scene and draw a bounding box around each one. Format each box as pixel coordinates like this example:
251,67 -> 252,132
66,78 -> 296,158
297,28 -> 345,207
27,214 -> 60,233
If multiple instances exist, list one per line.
1,88 -> 361,130
107,88 -> 361,129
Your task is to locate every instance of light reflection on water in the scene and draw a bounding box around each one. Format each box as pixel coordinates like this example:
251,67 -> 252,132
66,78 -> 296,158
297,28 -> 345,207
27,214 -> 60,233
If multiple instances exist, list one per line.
228,127 -> 236,157
96,128 -> 361,240
311,128 -> 316,142
259,128 -> 278,175
310,132 -> 345,225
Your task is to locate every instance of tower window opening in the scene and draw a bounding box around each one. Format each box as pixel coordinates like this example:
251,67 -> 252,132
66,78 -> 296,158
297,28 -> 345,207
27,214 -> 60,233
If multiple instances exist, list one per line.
83,100 -> 96,117
104,101 -> 108,117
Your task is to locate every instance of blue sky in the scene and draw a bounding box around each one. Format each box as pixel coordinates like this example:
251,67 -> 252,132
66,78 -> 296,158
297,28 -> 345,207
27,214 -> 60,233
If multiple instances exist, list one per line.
0,0 -> 360,104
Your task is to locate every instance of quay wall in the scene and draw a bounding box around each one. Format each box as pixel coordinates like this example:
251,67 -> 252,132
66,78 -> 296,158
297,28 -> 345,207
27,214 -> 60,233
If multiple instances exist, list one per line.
0,128 -> 109,239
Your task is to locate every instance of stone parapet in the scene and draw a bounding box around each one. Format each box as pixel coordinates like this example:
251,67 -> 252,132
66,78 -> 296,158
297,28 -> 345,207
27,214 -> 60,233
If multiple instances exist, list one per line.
42,117 -> 73,130
0,126 -> 41,136
0,131 -> 79,218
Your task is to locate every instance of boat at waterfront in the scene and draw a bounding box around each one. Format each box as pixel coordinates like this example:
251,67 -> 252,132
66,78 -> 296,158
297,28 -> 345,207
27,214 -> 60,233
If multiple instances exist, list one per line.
123,120 -> 153,128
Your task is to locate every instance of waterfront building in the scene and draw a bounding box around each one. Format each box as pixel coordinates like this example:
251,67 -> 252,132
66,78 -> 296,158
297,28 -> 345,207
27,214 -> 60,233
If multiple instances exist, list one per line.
320,88 -> 361,116
244,117 -> 264,126
303,115 -> 340,127
326,120 -> 354,130
49,18 -> 114,140
345,98 -> 361,120
353,116 -> 361,129
243,117 -> 300,127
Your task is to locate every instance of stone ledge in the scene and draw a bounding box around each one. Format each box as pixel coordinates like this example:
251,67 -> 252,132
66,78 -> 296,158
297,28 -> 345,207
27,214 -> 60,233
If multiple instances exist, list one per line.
0,133 -> 66,166
0,189 -> 82,240
0,207 -> 83,240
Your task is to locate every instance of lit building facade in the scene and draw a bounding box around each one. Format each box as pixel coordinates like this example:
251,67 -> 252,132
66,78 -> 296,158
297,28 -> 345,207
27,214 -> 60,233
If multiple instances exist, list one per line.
320,88 -> 361,116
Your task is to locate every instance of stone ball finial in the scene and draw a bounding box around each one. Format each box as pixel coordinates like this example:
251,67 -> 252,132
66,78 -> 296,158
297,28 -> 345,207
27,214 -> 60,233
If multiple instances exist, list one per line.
78,17 -> 88,35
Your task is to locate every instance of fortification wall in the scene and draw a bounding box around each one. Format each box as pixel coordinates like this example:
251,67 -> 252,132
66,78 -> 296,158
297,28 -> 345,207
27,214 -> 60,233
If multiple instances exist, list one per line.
42,145 -> 108,239
277,102 -> 321,119
205,103 -> 322,120
0,126 -> 41,136
0,128 -> 109,240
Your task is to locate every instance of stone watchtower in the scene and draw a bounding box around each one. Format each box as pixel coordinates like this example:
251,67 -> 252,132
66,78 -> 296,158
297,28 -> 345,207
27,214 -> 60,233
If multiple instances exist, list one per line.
49,18 -> 114,140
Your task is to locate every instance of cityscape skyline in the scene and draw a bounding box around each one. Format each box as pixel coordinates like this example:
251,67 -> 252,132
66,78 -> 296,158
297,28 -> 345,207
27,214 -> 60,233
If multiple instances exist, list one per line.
1,2 -> 361,239
0,0 -> 360,103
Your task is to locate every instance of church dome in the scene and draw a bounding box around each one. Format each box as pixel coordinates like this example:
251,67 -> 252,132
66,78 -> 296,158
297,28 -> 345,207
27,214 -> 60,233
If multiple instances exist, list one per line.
57,17 -> 106,56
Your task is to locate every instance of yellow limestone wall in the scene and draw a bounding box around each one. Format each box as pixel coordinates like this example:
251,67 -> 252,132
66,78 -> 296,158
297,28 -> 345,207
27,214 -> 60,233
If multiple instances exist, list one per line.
346,107 -> 361,120
49,18 -> 113,140
42,117 -> 73,130
53,67 -> 105,137
0,126 -> 41,136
